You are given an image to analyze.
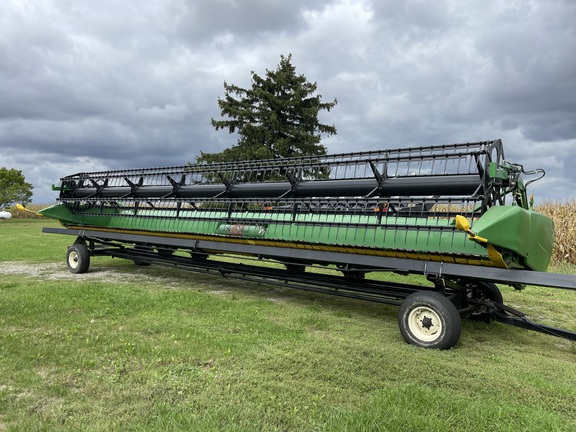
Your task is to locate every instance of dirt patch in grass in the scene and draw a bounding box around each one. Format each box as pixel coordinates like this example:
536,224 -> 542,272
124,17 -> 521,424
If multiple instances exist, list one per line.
0,261 -> 286,297
0,261 -> 187,288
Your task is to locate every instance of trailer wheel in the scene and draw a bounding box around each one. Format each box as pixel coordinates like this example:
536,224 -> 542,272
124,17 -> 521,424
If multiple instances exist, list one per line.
66,244 -> 90,274
133,245 -> 152,266
398,291 -> 461,350
467,281 -> 503,322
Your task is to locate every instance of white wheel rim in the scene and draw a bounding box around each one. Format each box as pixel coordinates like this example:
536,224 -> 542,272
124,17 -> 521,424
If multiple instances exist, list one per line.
68,251 -> 79,269
407,306 -> 443,342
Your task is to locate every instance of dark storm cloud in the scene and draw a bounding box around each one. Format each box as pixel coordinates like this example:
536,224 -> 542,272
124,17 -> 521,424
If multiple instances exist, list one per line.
175,0 -> 322,42
1,0 -> 575,203
0,0 -> 220,175
471,0 -> 576,142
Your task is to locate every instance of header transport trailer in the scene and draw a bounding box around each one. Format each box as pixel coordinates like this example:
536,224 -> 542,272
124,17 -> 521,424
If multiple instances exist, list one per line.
39,139 -> 576,349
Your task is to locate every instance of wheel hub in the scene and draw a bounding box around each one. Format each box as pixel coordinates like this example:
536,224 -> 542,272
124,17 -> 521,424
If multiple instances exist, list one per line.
408,306 -> 442,341
421,315 -> 433,330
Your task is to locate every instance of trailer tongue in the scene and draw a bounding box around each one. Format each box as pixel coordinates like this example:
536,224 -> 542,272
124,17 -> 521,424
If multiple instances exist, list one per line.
40,140 -> 576,349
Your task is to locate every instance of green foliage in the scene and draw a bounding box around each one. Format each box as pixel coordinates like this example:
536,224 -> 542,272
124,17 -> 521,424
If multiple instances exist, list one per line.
199,54 -> 337,163
0,167 -> 33,209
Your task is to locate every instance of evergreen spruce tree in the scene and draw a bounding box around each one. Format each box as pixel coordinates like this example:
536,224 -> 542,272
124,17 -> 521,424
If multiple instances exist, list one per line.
198,54 -> 337,163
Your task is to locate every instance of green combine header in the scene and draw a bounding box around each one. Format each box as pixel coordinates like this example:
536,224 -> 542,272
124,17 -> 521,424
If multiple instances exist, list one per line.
40,140 -> 576,349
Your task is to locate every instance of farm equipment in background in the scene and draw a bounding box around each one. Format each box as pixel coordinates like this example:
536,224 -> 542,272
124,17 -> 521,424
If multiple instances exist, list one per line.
39,139 -> 576,349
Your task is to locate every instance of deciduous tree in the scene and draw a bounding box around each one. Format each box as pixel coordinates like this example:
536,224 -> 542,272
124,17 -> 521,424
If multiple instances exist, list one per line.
0,168 -> 33,209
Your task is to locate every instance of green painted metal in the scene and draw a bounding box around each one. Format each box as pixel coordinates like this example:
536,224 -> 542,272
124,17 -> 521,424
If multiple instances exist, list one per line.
489,162 -> 509,181
40,201 -> 481,253
474,206 -> 554,271
40,200 -> 553,270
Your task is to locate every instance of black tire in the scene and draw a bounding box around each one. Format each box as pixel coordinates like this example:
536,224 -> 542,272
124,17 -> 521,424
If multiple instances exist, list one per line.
398,291 -> 462,350
66,244 -> 90,274
465,281 -> 503,322
133,245 -> 152,266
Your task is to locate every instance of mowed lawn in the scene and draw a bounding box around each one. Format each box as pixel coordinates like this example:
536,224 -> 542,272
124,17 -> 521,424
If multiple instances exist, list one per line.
1,219 -> 575,431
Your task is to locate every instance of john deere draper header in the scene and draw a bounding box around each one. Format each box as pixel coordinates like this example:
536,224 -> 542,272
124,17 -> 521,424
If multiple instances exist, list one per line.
40,139 -> 553,272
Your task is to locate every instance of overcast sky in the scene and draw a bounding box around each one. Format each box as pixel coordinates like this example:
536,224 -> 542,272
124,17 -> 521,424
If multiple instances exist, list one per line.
1,0 -> 575,204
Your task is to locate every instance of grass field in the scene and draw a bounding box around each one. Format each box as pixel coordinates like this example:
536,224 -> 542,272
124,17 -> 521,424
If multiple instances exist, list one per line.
1,219 -> 575,431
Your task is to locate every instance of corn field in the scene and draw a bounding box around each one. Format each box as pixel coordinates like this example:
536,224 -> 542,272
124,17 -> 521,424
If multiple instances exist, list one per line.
6,201 -> 576,265
536,200 -> 576,266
